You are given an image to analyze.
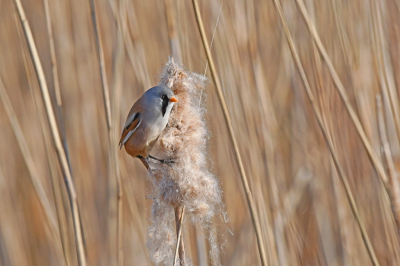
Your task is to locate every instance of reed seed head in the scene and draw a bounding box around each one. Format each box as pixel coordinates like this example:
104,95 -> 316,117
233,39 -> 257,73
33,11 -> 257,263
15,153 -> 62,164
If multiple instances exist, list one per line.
146,58 -> 222,265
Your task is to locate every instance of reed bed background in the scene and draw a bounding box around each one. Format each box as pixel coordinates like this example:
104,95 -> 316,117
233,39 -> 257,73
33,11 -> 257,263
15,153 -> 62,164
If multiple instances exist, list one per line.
1,0 -> 400,265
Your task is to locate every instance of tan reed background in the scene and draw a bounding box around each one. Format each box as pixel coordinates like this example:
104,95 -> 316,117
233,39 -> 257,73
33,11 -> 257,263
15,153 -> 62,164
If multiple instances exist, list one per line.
1,0 -> 400,265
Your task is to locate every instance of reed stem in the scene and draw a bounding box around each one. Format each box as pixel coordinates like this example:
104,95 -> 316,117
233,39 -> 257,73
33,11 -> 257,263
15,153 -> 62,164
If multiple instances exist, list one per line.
12,1 -> 87,265
89,0 -> 124,265
293,0 -> 390,195
174,206 -> 185,266
191,1 -> 268,265
271,0 -> 379,264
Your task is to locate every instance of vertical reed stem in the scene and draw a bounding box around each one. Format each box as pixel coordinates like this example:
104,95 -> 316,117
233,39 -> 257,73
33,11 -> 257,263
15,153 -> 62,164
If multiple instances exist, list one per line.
89,0 -> 123,265
174,206 -> 185,266
293,0 -> 390,195
0,77 -> 59,243
271,0 -> 379,265
376,95 -> 400,236
191,1 -> 268,265
42,0 -> 72,263
369,0 -> 400,145
12,1 -> 87,265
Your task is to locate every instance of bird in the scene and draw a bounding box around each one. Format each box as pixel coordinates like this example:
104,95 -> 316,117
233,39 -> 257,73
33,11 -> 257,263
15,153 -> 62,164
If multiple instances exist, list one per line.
119,85 -> 178,167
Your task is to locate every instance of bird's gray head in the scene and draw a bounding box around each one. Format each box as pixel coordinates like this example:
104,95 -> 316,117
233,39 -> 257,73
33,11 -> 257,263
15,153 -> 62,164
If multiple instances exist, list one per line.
144,85 -> 178,117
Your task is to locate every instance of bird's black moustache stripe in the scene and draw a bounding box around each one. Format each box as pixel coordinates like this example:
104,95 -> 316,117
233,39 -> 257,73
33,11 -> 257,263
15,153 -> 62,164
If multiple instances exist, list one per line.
161,96 -> 169,116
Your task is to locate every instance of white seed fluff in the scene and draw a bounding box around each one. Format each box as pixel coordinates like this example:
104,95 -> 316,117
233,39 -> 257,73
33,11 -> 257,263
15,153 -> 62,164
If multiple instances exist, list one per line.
146,58 -> 222,265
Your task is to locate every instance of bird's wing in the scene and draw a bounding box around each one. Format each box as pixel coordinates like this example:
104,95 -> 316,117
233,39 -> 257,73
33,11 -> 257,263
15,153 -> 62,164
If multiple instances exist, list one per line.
119,110 -> 141,149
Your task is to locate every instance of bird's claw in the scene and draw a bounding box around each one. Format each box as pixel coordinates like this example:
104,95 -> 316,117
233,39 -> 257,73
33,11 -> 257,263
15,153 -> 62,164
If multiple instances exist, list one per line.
148,155 -> 176,166
160,158 -> 175,165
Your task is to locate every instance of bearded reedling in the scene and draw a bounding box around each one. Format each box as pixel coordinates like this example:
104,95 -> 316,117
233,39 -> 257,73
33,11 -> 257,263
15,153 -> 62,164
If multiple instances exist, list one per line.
119,85 -> 178,168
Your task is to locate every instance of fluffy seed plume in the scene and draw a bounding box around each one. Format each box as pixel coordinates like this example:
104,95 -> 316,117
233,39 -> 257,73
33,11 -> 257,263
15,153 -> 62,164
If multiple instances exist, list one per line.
146,58 -> 222,265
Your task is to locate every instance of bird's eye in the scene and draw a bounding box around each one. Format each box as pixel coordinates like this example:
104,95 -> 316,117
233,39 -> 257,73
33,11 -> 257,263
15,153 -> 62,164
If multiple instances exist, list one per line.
161,95 -> 166,100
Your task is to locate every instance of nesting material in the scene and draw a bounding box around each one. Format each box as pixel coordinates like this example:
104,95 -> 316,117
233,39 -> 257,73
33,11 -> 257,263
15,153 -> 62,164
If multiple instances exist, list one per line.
146,58 -> 222,265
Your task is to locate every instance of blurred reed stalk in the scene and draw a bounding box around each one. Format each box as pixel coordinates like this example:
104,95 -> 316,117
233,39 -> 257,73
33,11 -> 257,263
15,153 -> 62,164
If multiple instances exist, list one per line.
16,20 -> 72,266
331,0 -> 355,88
191,0 -> 268,265
43,0 -> 72,168
0,166 -> 32,265
376,95 -> 400,236
14,2 -> 75,262
110,0 -> 128,264
369,1 -> 400,232
42,0 -> 73,264
43,0 -> 62,113
0,77 -> 59,247
293,0 -> 391,196
12,0 -> 87,265
203,1 -> 222,77
246,0 -> 282,264
43,0 -> 61,107
113,0 -> 150,90
164,0 -> 182,63
89,0 -> 123,265
173,206 -> 186,266
369,0 -> 400,144
271,0 -> 380,265
296,0 -> 400,238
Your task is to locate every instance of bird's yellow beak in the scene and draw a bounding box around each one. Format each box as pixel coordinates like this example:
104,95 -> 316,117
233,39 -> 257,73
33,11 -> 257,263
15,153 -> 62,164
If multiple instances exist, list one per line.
169,97 -> 178,102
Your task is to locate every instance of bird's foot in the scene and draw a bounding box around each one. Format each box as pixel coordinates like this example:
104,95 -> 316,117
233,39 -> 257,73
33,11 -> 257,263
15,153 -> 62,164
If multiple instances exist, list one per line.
148,155 -> 175,165
137,155 -> 150,170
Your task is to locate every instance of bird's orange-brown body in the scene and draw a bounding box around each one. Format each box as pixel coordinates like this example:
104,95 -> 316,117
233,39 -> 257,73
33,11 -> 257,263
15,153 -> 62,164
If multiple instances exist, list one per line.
120,100 -> 150,158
